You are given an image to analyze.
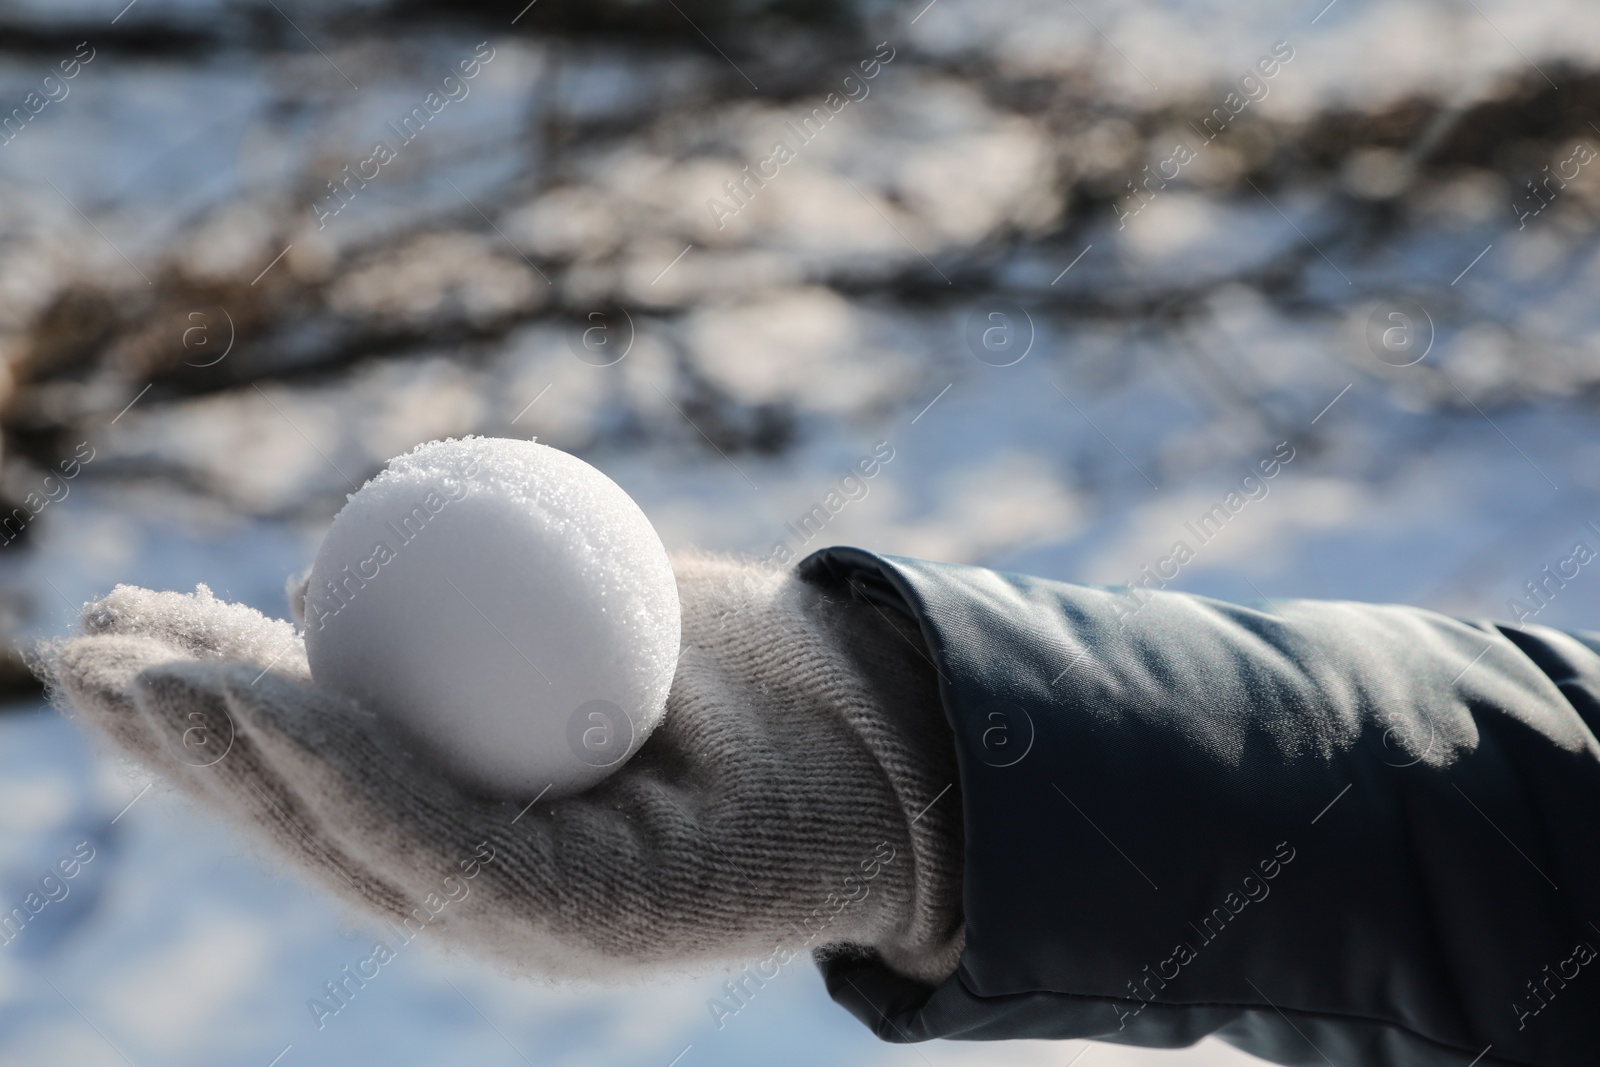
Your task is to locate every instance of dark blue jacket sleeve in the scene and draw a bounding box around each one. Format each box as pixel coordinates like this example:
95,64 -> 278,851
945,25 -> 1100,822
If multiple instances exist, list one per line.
799,547 -> 1600,1067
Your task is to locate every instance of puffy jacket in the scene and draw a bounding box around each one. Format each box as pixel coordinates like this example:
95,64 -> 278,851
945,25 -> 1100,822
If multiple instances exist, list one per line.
801,547 -> 1600,1067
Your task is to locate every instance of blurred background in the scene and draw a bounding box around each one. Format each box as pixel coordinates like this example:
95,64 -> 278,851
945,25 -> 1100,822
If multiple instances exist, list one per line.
1,0 -> 1598,1062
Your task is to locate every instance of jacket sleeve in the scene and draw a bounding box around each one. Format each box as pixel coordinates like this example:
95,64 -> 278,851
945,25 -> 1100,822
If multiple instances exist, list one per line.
799,547 -> 1600,1067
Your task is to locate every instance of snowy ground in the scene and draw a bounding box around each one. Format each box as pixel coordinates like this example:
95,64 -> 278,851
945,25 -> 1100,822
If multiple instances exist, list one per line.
2,0 -> 1598,1062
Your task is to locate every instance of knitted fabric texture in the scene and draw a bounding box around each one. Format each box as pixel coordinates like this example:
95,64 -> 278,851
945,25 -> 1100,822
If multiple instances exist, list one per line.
43,553 -> 965,985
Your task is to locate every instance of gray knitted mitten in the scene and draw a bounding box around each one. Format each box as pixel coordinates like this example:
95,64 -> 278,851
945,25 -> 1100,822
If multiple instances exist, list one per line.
43,553 -> 965,985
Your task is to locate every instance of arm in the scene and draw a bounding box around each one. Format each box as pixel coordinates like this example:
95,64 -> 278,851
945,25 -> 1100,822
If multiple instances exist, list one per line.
804,547 -> 1600,1067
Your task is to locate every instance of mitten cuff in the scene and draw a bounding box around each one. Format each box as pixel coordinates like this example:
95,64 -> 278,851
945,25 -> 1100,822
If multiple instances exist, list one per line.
672,553 -> 966,986
809,570 -> 966,985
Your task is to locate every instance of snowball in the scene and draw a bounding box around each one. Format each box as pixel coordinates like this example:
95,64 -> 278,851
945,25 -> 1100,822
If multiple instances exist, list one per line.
302,437 -> 680,799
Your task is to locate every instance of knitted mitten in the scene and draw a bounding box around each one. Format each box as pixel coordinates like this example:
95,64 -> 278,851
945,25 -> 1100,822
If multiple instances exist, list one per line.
42,553 -> 965,984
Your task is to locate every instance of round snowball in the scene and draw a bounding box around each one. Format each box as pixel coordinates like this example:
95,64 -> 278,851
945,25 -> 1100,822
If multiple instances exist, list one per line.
302,437 -> 680,799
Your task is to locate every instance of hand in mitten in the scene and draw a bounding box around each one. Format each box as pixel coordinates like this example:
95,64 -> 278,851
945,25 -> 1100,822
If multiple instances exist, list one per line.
43,554 -> 965,985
